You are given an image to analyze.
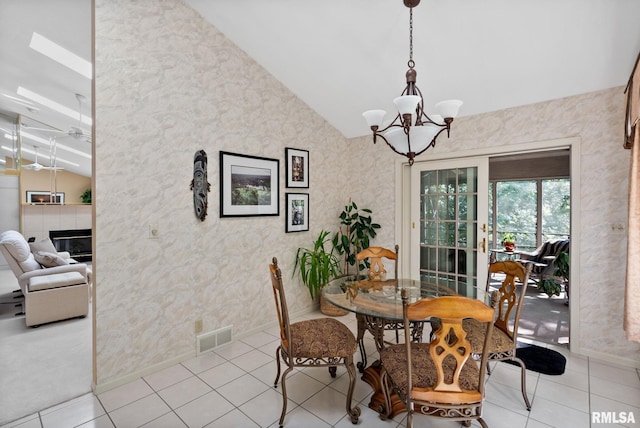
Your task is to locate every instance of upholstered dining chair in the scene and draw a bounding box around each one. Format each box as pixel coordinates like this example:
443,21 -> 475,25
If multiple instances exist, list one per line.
466,260 -> 534,410
379,292 -> 494,428
357,245 -> 399,282
355,245 -> 424,372
268,257 -> 360,427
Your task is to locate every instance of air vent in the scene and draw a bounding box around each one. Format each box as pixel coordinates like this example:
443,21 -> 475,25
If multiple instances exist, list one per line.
196,325 -> 233,355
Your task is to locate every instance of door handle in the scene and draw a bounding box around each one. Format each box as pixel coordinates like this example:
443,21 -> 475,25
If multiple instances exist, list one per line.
480,238 -> 487,253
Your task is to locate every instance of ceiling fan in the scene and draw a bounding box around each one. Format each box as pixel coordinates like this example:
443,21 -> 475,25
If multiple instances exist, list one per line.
22,93 -> 92,143
22,145 -> 64,172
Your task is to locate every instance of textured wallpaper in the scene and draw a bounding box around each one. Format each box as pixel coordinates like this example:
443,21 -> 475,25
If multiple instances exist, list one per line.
94,0 -> 638,388
94,0 -> 357,386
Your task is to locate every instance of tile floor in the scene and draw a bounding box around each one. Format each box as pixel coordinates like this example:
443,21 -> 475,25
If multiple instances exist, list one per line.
2,310 -> 640,428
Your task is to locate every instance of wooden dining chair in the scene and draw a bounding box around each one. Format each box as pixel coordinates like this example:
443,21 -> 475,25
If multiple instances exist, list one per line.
268,257 -> 360,427
465,260 -> 534,410
355,245 -> 424,372
379,292 -> 494,428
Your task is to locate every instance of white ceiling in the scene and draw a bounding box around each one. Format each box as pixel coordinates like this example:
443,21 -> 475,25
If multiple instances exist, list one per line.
1,0 -> 640,177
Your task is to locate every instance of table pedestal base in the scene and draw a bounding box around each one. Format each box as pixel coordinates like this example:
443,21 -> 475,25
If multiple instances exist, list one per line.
361,360 -> 407,419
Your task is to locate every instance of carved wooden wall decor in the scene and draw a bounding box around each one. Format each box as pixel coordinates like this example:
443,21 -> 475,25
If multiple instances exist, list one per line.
624,52 -> 640,149
190,150 -> 210,221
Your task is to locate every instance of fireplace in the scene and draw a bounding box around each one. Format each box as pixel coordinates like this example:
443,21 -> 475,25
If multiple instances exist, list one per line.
49,229 -> 92,262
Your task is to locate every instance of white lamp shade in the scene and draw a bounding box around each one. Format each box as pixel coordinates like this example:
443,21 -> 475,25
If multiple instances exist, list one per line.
426,114 -> 444,125
435,99 -> 463,119
362,110 -> 386,127
384,123 -> 440,155
393,95 -> 421,115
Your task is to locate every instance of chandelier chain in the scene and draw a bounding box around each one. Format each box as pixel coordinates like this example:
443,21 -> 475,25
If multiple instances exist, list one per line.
408,8 -> 414,68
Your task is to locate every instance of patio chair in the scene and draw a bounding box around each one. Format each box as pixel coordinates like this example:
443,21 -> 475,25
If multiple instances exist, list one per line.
517,238 -> 569,283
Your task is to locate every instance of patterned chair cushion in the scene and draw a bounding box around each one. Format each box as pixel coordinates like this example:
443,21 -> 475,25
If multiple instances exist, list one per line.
463,319 -> 514,354
380,342 -> 480,397
290,318 -> 356,358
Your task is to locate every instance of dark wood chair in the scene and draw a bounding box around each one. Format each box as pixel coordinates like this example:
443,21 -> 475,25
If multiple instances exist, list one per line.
269,257 -> 360,427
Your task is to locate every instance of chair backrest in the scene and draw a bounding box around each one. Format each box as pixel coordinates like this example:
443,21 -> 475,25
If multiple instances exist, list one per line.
488,260 -> 532,341
356,245 -> 398,281
402,292 -> 494,405
269,257 -> 292,355
531,239 -> 570,262
0,230 -> 41,277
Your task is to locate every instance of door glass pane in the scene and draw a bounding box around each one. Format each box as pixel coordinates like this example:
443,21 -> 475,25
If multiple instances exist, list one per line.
418,166 -> 479,291
421,171 -> 438,193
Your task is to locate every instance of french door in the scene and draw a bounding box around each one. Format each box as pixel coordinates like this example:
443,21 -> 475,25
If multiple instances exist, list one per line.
409,157 -> 489,298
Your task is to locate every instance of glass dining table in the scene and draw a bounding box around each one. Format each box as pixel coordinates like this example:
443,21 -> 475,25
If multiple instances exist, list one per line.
322,275 -> 489,418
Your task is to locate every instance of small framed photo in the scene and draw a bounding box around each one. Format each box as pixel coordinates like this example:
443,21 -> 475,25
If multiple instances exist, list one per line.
286,193 -> 309,233
285,148 -> 309,188
220,151 -> 279,217
26,191 -> 65,204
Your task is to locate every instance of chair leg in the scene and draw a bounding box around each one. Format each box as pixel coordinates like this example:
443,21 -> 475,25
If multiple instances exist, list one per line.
406,405 -> 412,428
344,357 -> 361,424
477,417 -> 489,428
329,366 -> 337,377
273,346 -> 282,387
278,366 -> 294,427
512,356 -> 532,410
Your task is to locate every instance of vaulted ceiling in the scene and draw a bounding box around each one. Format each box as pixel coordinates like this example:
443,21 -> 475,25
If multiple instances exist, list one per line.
1,0 -> 639,177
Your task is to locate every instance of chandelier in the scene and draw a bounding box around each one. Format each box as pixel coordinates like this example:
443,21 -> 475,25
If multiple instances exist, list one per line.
362,0 -> 462,165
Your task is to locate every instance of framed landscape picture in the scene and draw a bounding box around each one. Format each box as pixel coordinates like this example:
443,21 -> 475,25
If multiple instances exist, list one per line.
285,148 -> 309,188
286,193 -> 309,233
220,151 -> 279,217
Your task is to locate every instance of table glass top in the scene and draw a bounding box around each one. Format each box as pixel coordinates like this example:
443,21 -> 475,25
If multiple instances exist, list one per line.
323,276 -> 488,321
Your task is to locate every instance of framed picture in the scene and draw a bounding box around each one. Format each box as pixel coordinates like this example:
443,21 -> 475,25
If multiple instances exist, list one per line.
220,151 -> 279,217
286,193 -> 309,233
26,191 -> 65,204
285,148 -> 309,188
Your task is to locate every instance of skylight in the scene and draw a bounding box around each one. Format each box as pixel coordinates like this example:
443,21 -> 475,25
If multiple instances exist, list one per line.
1,145 -> 80,168
29,32 -> 92,80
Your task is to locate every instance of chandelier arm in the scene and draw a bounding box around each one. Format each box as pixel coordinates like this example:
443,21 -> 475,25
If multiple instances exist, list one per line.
371,115 -> 404,135
373,131 -> 417,163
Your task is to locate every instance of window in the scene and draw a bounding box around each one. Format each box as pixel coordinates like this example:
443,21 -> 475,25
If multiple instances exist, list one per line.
490,178 -> 570,252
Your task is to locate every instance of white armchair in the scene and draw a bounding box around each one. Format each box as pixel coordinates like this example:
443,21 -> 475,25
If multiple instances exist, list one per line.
0,230 -> 90,327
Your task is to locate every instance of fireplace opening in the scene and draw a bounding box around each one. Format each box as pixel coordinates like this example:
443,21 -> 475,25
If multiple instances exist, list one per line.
49,229 -> 92,262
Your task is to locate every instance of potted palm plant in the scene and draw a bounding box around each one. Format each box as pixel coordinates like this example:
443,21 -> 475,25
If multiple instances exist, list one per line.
293,230 -> 346,315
